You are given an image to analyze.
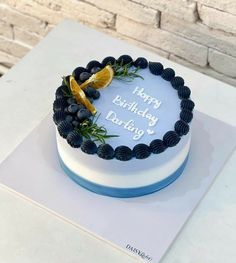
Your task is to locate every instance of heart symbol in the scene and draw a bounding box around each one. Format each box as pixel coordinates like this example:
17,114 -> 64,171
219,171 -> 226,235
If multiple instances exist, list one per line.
147,129 -> 155,135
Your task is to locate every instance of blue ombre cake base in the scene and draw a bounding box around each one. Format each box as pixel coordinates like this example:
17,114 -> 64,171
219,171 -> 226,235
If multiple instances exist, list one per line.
59,155 -> 189,198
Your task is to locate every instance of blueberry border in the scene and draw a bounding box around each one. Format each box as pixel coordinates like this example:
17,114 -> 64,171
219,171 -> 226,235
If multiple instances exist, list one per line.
53,55 -> 195,161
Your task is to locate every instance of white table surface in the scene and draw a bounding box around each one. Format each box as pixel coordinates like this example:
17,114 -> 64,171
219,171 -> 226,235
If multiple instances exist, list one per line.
0,20 -> 235,263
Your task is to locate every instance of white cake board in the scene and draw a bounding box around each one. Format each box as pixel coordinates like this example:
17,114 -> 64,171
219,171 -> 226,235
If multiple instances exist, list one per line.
0,110 -> 235,262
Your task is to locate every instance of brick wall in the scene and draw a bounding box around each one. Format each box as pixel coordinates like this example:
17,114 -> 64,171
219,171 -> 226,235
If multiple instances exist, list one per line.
0,0 -> 235,86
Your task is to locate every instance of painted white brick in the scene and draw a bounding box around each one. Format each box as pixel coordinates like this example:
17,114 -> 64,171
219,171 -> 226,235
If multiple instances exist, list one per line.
116,16 -> 208,66
85,0 -> 159,25
0,20 -> 13,39
0,36 -> 30,58
62,1 -> 115,28
0,63 -> 9,75
98,25 -> 169,58
198,0 -> 236,16
7,0 -> 115,28
170,54 -> 236,87
161,14 -> 236,57
0,4 -> 46,35
14,27 -> 42,47
0,50 -> 19,68
116,33 -> 169,58
208,49 -> 236,78
44,24 -> 55,36
133,0 -> 197,22
198,4 -> 236,34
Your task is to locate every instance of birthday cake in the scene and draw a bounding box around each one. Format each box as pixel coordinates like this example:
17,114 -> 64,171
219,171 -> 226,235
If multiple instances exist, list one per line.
53,55 -> 195,198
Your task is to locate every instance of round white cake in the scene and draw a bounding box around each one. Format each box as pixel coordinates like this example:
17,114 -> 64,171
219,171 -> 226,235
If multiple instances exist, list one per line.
53,55 -> 194,198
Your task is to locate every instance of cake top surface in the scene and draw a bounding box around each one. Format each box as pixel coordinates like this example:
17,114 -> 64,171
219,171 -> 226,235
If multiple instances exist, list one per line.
53,55 -> 194,161
94,68 -> 180,148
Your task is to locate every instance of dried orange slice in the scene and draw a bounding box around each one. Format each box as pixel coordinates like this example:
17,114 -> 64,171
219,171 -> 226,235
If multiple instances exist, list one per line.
80,65 -> 114,90
69,76 -> 97,115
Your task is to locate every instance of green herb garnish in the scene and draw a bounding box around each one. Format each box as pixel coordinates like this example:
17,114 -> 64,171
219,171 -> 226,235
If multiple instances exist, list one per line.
61,76 -> 73,97
112,61 -> 144,82
76,113 -> 118,144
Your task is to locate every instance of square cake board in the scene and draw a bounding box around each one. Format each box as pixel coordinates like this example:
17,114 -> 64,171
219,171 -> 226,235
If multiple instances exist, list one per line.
0,110 -> 235,263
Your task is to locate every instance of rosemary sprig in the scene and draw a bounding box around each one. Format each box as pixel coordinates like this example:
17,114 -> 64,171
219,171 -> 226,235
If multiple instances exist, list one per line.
61,76 -> 73,97
112,61 -> 144,82
76,113 -> 119,144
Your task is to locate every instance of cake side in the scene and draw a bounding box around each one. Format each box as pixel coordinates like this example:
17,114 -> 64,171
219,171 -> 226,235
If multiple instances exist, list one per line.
57,130 -> 191,188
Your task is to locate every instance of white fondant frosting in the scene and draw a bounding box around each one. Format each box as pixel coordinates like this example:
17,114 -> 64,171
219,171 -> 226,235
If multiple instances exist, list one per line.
57,130 -> 191,188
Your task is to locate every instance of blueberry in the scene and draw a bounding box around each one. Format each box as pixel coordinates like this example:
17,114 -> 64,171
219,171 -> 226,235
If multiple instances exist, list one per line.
86,60 -> 102,71
92,90 -> 100,100
79,72 -> 91,82
72,120 -> 80,127
90,67 -> 101,74
77,103 -> 85,110
77,109 -> 92,121
84,87 -> 96,97
67,97 -> 77,105
73,67 -> 88,80
65,115 -> 73,123
67,104 -> 80,114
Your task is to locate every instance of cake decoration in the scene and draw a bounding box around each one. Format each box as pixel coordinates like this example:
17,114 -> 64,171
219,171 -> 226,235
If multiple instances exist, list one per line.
117,54 -> 133,65
57,120 -> 74,138
149,139 -> 166,154
54,55 -> 196,197
97,144 -> 115,160
55,86 -> 66,99
163,131 -> 180,147
102,56 -> 116,67
180,109 -> 193,123
174,120 -> 190,136
73,67 -> 88,81
181,99 -> 195,111
171,76 -> 185,89
133,57 -> 148,69
79,72 -> 91,82
161,68 -> 175,81
53,111 -> 66,125
114,145 -> 133,161
53,55 -> 195,162
66,131 -> 83,148
133,143 -> 151,159
53,98 -> 67,112
86,60 -> 102,71
81,139 -> 97,154
178,86 -> 191,99
148,62 -> 163,75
